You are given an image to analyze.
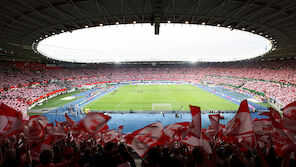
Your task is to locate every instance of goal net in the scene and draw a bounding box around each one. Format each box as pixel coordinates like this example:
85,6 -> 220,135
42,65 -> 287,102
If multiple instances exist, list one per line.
152,103 -> 172,111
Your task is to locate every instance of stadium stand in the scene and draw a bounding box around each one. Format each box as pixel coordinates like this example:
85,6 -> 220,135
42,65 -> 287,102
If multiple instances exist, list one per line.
0,60 -> 296,115
0,60 -> 295,117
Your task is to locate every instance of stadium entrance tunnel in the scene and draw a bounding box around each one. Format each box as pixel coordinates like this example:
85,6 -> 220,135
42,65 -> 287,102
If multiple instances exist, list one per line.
37,23 -> 272,63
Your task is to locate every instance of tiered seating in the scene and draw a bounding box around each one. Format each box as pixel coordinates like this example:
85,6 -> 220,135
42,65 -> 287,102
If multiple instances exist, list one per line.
0,59 -> 295,114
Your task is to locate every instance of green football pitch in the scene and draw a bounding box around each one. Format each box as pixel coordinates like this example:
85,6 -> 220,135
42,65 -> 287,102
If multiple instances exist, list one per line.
83,84 -> 239,111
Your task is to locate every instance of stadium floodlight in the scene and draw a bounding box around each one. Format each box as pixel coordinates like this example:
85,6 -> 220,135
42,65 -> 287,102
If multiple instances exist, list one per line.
37,23 -> 272,63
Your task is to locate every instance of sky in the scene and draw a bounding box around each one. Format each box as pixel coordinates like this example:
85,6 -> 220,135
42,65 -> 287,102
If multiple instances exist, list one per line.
37,23 -> 272,63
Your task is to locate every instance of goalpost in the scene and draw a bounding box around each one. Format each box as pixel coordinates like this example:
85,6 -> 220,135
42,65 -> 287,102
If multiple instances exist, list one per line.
152,103 -> 172,111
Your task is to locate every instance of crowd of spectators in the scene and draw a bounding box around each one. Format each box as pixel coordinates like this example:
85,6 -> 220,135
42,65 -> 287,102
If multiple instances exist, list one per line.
0,132 -> 294,167
0,59 -> 295,114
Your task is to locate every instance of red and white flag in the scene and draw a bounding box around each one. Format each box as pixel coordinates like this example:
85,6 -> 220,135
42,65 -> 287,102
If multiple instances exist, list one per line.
78,113 -> 111,134
125,122 -> 164,157
282,101 -> 296,132
208,114 -> 221,134
25,115 -> 49,142
225,100 -> 255,151
189,105 -> 201,138
30,135 -> 54,161
253,119 -> 273,136
117,125 -> 124,134
0,103 -> 24,137
99,124 -> 109,132
163,122 -> 190,144
182,131 -> 212,154
65,113 -> 75,126
226,100 -> 254,136
102,129 -> 117,143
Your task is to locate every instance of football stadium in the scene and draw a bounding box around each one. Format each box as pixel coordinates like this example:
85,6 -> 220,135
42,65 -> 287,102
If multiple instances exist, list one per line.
0,1 -> 296,166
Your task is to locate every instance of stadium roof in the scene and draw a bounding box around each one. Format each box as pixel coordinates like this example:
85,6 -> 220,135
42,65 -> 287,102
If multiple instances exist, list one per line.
0,0 -> 296,62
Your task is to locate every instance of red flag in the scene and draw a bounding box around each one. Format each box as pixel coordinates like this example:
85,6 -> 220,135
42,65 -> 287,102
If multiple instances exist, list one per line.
65,113 -> 75,126
99,124 -> 109,132
78,113 -> 111,134
268,107 -> 296,156
117,125 -> 124,140
0,103 -> 24,137
30,135 -> 54,161
282,101 -> 296,132
253,119 -> 273,136
189,105 -> 201,138
117,125 -> 124,134
125,122 -> 164,157
261,108 -> 282,122
226,100 -> 254,136
44,123 -> 66,137
102,129 -> 117,143
182,131 -> 212,154
208,114 -> 221,134
163,122 -> 190,144
225,100 -> 255,151
25,115 -> 49,142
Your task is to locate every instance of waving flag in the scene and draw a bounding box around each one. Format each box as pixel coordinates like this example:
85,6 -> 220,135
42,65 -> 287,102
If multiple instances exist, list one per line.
189,105 -> 201,138
282,101 -> 296,132
117,125 -> 124,134
163,122 -> 190,144
0,103 -> 24,137
208,114 -> 221,134
78,113 -> 111,134
226,100 -> 253,136
31,135 -> 54,161
65,113 -> 75,126
225,100 -> 255,151
253,119 -> 273,136
125,122 -> 164,157
25,115 -> 49,142
182,131 -> 212,154
102,129 -> 117,143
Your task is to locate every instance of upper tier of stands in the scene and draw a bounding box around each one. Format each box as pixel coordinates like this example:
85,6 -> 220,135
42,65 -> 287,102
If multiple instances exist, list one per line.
0,59 -> 295,115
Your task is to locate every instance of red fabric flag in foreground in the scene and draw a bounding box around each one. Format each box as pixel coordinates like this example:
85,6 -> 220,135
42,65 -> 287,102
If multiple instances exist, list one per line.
31,135 -> 54,161
226,100 -> 253,136
102,129 -> 117,143
182,131 -> 212,154
163,122 -> 190,144
125,122 -> 164,157
78,113 -> 111,134
65,113 -> 75,126
253,119 -> 273,147
208,114 -> 221,134
25,115 -> 49,142
282,101 -> 296,132
189,105 -> 201,138
117,125 -> 124,134
225,100 -> 255,151
0,103 -> 24,137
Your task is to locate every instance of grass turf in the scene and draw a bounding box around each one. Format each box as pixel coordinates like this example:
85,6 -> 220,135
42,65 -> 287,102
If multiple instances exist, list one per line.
30,90 -> 82,110
83,85 -> 239,111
